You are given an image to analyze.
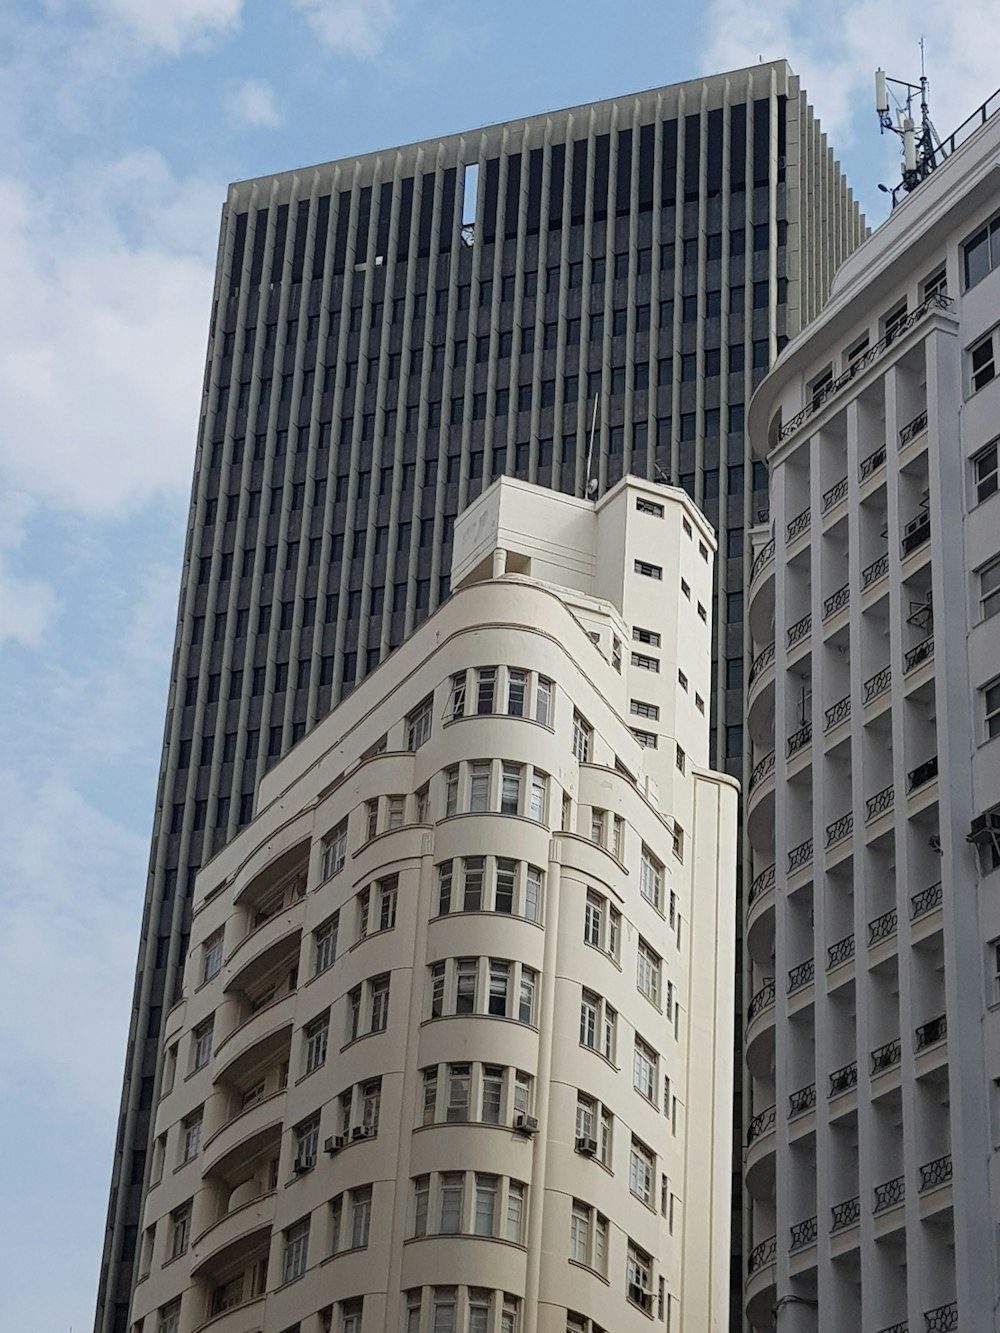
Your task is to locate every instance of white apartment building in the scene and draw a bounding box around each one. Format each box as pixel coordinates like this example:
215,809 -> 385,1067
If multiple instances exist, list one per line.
742,94 -> 1000,1333
128,475 -> 738,1333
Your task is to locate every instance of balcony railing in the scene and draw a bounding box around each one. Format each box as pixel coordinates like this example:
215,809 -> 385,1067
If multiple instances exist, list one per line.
748,863 -> 776,908
749,750 -> 776,793
747,1235 -> 777,1275
825,694 -> 851,730
827,933 -> 855,969
901,514 -> 931,557
747,978 -> 776,1023
877,1322 -> 909,1333
860,443 -> 887,481
822,475 -> 849,513
924,1301 -> 958,1332
750,538 -> 775,582
862,552 -> 890,590
864,665 -> 892,703
788,838 -> 814,874
787,724 -> 812,758
824,583 -> 850,619
831,1196 -> 860,1231
915,1014 -> 947,1051
908,755 -> 939,792
871,1038 -> 902,1076
788,959 -> 815,993
787,507 -> 811,542
868,907 -> 898,946
787,612 -> 812,648
919,1153 -> 953,1191
829,1060 -> 858,1096
911,881 -> 942,919
789,1083 -> 817,1117
747,1105 -> 777,1144
776,294 -> 952,442
874,1174 -> 905,1213
899,407 -> 928,447
749,642 -> 775,686
826,812 -> 854,847
789,1216 -> 818,1251
866,783 -> 895,821
904,636 -> 935,672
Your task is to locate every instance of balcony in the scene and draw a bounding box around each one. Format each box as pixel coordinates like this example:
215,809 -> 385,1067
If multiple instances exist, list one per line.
877,1323 -> 909,1333
787,508 -> 811,543
901,513 -> 931,558
862,552 -> 890,591
789,1083 -> 817,1117
788,837 -> 814,875
202,1092 -> 285,1178
915,1014 -> 947,1051
746,1106 -> 777,1199
912,881 -> 943,919
749,642 -> 775,688
787,724 -> 812,759
919,1153 -> 953,1192
822,475 -> 849,514
870,1038 -> 902,1077
788,958 -> 815,994
789,1216 -> 818,1252
827,933 -> 855,969
908,755 -> 938,793
750,537 -> 776,584
905,635 -> 935,672
874,1174 -> 905,1213
899,408 -> 928,448
823,583 -> 850,619
828,1060 -> 858,1097
864,665 -> 892,704
213,992 -> 295,1085
868,908 -> 898,946
924,1301 -> 958,1332
831,1196 -> 860,1232
748,978 -> 776,1023
826,812 -> 853,848
747,1105 -> 776,1145
824,694 -> 851,731
787,612 -> 812,650
745,1235 -> 777,1329
749,750 -> 776,794
748,863 -> 776,908
866,784 -> 895,822
860,443 -> 887,482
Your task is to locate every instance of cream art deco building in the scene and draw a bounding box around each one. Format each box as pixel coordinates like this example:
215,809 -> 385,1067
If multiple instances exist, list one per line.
127,475 -> 738,1333
743,92 -> 1000,1332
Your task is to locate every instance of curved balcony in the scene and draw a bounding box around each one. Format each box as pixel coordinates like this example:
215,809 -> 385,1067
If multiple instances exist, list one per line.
745,1105 -> 776,1200
189,1195 -> 274,1276
748,750 -> 776,796
748,545 -> 776,645
748,642 -> 776,692
191,1297 -> 266,1333
202,1091 -> 286,1179
746,864 -> 776,965
745,1235 -> 777,1329
212,992 -> 294,1086
746,980 -> 776,1078
746,754 -> 776,856
224,907 -> 303,997
747,648 -> 775,747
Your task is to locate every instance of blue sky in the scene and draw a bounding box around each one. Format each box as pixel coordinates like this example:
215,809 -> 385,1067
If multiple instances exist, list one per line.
1,1 -> 997,1328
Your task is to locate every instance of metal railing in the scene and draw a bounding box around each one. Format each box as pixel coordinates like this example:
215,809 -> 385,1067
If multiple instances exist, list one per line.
788,838 -> 814,874
877,1322 -> 909,1333
824,582 -> 850,619
776,293 -> 953,440
871,1038 -> 902,1076
826,812 -> 854,847
831,1196 -> 860,1231
822,475 -> 849,513
874,1174 -> 905,1213
747,979 -> 776,1023
908,755 -> 938,792
787,612 -> 812,648
749,750 -> 776,793
864,665 -> 892,703
749,642 -> 775,686
899,408 -> 929,447
827,933 -> 855,969
902,514 -> 931,557
868,907 -> 898,945
829,1060 -> 858,1096
866,784 -> 895,821
825,694 -> 851,730
748,863 -> 776,908
915,1014 -> 947,1051
787,507 -> 811,542
919,1153 -> 953,1191
789,1216 -> 818,1251
789,1083 -> 817,1117
860,443 -> 887,481
788,959 -> 815,993
750,538 -> 775,582
747,1235 -> 776,1275
787,724 -> 812,758
862,552 -> 890,590
905,636 -> 935,671
924,1300 -> 958,1332
911,881 -> 942,918
747,1105 -> 776,1145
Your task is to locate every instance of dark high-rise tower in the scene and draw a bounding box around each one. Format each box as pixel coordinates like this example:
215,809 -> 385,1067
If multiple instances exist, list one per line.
96,61 -> 864,1333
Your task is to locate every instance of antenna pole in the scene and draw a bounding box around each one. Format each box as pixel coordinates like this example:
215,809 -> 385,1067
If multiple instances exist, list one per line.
585,393 -> 600,495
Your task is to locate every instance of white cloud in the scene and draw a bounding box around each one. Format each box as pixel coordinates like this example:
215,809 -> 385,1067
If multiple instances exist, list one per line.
225,76 -> 284,128
94,0 -> 244,55
290,0 -> 401,58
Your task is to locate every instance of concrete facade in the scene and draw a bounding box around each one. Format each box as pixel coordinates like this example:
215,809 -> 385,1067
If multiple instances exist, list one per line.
127,476 -> 738,1333
743,98 -> 1000,1333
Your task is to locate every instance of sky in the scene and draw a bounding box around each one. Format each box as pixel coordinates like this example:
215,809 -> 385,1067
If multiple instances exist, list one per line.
1,1 -> 998,1328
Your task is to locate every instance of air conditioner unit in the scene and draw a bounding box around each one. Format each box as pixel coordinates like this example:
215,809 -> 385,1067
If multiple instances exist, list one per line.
292,1154 -> 314,1173
576,1136 -> 598,1156
969,811 -> 1000,844
352,1125 -> 372,1141
514,1113 -> 538,1135
628,1283 -> 652,1311
323,1136 -> 338,1155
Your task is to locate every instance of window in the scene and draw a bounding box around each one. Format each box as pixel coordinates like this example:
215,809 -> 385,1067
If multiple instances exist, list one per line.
331,1185 -> 372,1251
636,497 -> 664,517
387,796 -> 405,830
632,652 -> 659,672
629,1137 -> 655,1206
501,762 -> 522,815
476,667 -> 496,714
449,671 -> 466,719
637,938 -> 661,1005
370,974 -> 390,1032
180,1107 -> 203,1163
407,695 -> 433,750
984,677 -> 1000,740
321,821 -> 347,880
314,914 -> 338,974
157,1300 -> 181,1333
445,765 -> 459,816
583,889 -> 620,957
980,555 -> 1000,621
294,1114 -> 319,1169
536,676 -> 553,725
340,1299 -> 363,1333
970,329 -> 998,393
640,845 -> 663,910
672,823 -> 685,862
440,1172 -> 464,1233
575,1093 -> 613,1164
201,931 -> 223,984
529,773 -> 547,824
169,1201 -> 191,1258
570,1200 -> 609,1275
631,699 -> 659,721
428,957 -> 537,1022
282,1217 -> 310,1283
304,1013 -> 329,1074
627,1241 -> 654,1311
633,1035 -> 657,1101
634,558 -> 662,579
964,212 -> 1000,289
974,439 -> 999,503
633,626 -> 661,647
192,1017 -> 213,1071
572,711 -> 593,762
580,989 -> 616,1060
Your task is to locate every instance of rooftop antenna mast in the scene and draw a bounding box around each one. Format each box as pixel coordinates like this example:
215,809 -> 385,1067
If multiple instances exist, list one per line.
875,40 -> 942,202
